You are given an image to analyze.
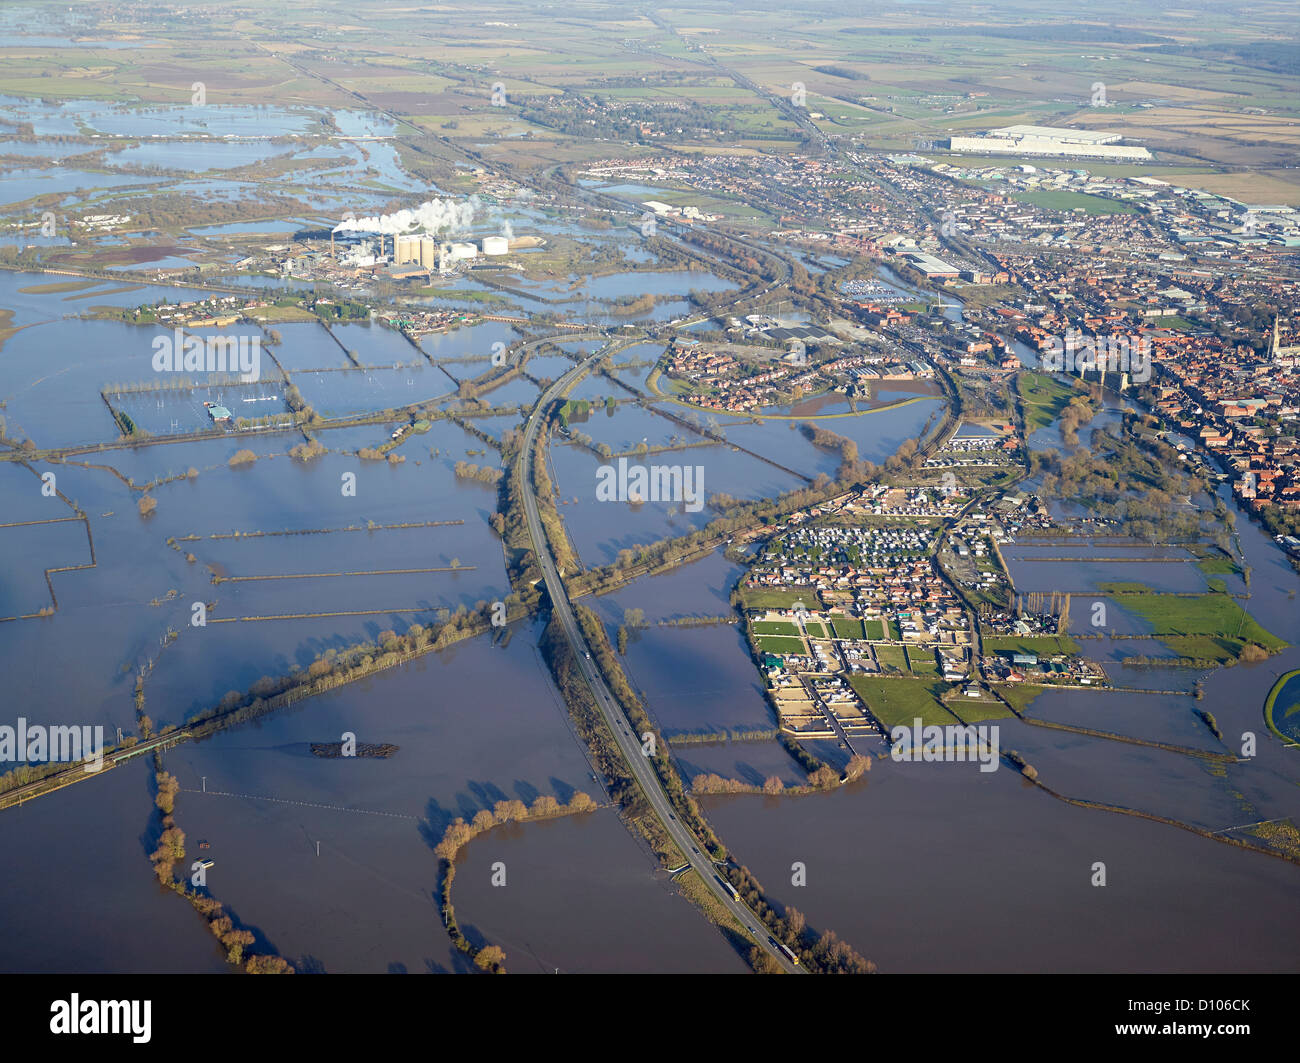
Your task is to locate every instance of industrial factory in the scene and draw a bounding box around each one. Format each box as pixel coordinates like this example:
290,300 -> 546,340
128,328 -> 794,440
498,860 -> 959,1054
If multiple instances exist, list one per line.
280,197 -> 543,284
947,124 -> 1152,161
324,230 -> 520,276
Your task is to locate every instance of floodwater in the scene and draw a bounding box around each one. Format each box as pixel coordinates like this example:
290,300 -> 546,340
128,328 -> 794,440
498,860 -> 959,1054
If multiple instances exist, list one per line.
453,808 -> 750,973
0,756 -> 229,973
705,763 -> 1300,972
495,267 -> 736,323
1,91 -> 1297,975
722,397 -> 945,480
0,271 -> 759,972
159,621 -> 608,974
617,622 -> 775,737
0,167 -> 166,206
673,739 -> 806,788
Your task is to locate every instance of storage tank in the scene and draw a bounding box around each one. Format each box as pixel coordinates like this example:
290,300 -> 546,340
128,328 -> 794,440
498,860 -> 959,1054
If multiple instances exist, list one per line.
449,241 -> 478,260
482,235 -> 509,256
419,236 -> 439,268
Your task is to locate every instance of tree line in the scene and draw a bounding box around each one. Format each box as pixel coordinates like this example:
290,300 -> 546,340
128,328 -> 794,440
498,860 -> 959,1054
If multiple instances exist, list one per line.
149,766 -> 292,974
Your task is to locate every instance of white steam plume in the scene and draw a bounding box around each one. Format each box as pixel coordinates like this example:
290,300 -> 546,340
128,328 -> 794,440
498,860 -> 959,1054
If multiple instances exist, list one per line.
333,196 -> 479,236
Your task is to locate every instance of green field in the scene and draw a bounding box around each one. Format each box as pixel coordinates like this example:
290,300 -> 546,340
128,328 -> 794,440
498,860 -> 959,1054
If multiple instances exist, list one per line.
948,699 -> 1014,723
993,684 -> 1046,713
417,287 -> 508,304
739,588 -> 820,610
832,617 -> 866,639
804,621 -> 828,640
1156,636 -> 1250,664
752,620 -> 799,636
754,634 -> 806,654
848,677 -> 960,729
874,645 -> 909,673
1018,371 -> 1079,432
1263,671 -> 1300,746
863,618 -> 887,640
1012,190 -> 1136,216
904,645 -> 940,676
1097,583 -> 1287,656
246,304 -> 319,323
933,154 -> 1212,180
982,635 -> 1080,657
1192,553 -> 1242,578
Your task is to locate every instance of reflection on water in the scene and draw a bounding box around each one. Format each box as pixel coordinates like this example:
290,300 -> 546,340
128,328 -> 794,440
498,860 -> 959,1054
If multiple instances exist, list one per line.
706,765 -> 1300,972
454,809 -> 750,973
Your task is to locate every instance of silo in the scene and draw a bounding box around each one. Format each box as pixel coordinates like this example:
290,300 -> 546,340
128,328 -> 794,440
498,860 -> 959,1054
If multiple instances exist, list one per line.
419,236 -> 439,268
394,235 -> 410,263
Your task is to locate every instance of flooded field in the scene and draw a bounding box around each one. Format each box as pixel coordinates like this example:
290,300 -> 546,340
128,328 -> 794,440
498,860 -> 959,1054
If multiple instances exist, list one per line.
617,622 -> 775,737
158,622 -> 603,973
0,757 -> 229,973
453,809 -> 750,973
672,740 -> 805,788
705,764 -> 1300,972
723,397 -> 945,479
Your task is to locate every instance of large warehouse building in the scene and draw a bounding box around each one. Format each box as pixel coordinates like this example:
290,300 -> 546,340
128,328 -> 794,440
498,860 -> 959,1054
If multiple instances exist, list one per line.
948,124 -> 1151,160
